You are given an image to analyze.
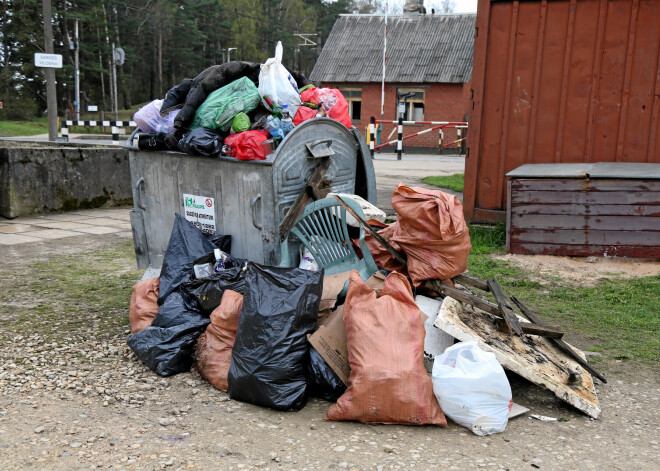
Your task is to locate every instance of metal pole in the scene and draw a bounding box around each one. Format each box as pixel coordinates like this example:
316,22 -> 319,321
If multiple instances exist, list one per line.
112,42 -> 118,121
397,116 -> 403,160
74,19 -> 80,121
380,0 -> 388,122
42,0 -> 58,141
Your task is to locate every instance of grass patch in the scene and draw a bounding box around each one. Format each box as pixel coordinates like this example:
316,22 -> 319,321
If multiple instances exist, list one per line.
464,223 -> 659,365
0,240 -> 142,344
422,173 -> 464,192
0,117 -> 49,137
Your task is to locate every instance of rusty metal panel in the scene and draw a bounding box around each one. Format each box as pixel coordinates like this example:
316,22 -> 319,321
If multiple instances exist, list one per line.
465,0 -> 660,220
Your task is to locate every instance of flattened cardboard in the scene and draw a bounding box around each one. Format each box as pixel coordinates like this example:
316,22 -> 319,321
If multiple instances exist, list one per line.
309,305 -> 349,384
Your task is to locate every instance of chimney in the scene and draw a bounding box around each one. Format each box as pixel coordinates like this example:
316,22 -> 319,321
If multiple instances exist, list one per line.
403,0 -> 426,15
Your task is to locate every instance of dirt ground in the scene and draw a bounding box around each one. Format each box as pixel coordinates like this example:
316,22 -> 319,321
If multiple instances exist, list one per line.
493,254 -> 660,286
1,234 -> 658,471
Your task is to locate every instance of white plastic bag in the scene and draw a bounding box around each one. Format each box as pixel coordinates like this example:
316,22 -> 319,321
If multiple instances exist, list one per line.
432,342 -> 512,436
298,246 -> 319,271
133,99 -> 179,133
258,41 -> 301,116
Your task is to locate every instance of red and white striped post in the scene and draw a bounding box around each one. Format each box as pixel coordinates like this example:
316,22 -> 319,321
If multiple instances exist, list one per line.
369,116 -> 375,158
396,117 -> 403,160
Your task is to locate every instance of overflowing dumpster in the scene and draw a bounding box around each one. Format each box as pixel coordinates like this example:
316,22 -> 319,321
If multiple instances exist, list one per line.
129,117 -> 376,269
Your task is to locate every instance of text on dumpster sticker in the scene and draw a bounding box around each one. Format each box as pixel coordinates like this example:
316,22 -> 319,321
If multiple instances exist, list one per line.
183,193 -> 216,234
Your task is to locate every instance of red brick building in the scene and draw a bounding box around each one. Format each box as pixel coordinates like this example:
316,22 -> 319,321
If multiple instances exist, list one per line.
310,13 -> 476,152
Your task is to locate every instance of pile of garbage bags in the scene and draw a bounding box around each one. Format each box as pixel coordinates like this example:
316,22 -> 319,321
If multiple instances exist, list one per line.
127,187 -> 514,436
133,41 -> 352,160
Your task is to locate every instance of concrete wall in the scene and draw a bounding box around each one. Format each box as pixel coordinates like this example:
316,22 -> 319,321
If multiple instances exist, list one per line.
320,82 -> 469,151
0,146 -> 132,218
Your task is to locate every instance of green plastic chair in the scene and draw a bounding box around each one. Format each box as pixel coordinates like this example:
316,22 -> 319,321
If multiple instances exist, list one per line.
279,196 -> 379,282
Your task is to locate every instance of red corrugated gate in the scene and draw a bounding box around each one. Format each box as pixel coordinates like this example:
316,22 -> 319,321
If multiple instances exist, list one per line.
464,0 -> 660,222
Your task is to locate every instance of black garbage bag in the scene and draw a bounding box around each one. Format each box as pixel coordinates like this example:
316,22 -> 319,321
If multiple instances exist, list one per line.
182,264 -> 247,315
307,346 -> 347,402
137,132 -> 168,151
227,263 -> 323,411
178,127 -> 225,157
158,214 -> 231,305
127,290 -> 210,376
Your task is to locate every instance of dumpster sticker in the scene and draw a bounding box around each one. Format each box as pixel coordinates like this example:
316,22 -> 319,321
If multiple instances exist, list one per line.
183,193 -> 216,234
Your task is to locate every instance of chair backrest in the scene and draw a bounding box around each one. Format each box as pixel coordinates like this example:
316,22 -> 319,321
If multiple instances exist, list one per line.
282,196 -> 378,278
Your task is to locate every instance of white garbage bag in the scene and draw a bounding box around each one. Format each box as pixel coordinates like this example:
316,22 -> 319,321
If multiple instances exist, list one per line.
432,341 -> 512,436
258,41 -> 301,116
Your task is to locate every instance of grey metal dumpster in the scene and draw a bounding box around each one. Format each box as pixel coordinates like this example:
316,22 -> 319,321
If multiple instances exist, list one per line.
129,118 -> 377,269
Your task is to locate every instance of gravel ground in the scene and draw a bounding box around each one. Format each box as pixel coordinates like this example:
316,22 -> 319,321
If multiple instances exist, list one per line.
1,234 -> 658,471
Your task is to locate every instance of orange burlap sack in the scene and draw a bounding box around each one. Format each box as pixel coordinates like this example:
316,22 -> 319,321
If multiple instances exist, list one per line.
195,290 -> 243,392
129,278 -> 160,334
325,271 -> 446,426
364,223 -> 407,273
390,184 -> 471,285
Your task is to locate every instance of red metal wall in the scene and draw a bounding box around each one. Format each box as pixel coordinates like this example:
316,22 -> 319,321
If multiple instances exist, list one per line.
464,0 -> 660,222
320,82 -> 469,149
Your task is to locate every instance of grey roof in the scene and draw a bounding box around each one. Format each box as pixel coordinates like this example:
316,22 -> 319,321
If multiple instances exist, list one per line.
310,14 -> 476,84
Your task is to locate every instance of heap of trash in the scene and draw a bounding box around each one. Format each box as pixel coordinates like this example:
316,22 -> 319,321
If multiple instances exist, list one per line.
127,180 -> 605,436
132,41 -> 350,160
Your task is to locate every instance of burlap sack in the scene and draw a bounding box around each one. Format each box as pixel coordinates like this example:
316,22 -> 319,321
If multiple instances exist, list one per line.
129,278 -> 160,334
325,271 -> 446,425
390,184 -> 471,285
195,290 -> 244,392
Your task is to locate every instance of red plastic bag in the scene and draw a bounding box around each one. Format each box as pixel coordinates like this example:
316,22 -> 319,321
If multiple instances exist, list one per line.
390,185 -> 471,285
129,278 -> 160,334
300,87 -> 352,128
224,130 -> 269,161
325,271 -> 447,426
195,290 -> 244,392
293,106 -> 316,126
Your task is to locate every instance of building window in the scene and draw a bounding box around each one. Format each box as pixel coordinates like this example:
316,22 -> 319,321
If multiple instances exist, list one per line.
339,88 -> 362,122
397,89 -> 425,121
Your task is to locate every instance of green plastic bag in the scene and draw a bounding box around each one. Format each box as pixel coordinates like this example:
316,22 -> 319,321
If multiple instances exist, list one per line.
232,112 -> 251,133
191,77 -> 261,131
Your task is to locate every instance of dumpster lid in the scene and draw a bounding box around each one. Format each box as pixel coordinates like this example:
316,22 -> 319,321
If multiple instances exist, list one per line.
507,162 -> 660,180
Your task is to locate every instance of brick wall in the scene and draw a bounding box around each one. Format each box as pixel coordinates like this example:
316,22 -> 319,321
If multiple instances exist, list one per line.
320,81 -> 469,151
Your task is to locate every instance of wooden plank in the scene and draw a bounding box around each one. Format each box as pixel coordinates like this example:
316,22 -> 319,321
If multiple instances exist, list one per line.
512,203 -> 660,217
435,297 -> 601,418
332,194 -> 408,266
511,214 -> 660,231
487,278 -> 524,336
278,159 -> 330,242
511,296 -> 607,383
426,281 -> 563,338
511,190 -> 660,205
508,242 -> 660,258
454,273 -> 490,292
511,178 -> 660,192
510,229 -> 660,246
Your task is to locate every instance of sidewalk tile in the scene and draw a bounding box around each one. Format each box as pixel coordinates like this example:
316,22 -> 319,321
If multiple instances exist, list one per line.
0,224 -> 38,234
73,226 -> 122,235
0,233 -> 44,245
29,221 -> 96,230
28,229 -> 85,240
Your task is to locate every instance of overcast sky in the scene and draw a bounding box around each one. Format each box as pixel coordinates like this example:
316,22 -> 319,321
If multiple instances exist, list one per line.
453,0 -> 478,13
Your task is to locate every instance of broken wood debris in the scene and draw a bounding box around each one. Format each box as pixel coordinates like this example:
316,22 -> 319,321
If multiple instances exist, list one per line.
279,159 -> 332,242
511,296 -> 607,384
487,278 -> 524,336
425,280 -> 564,339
